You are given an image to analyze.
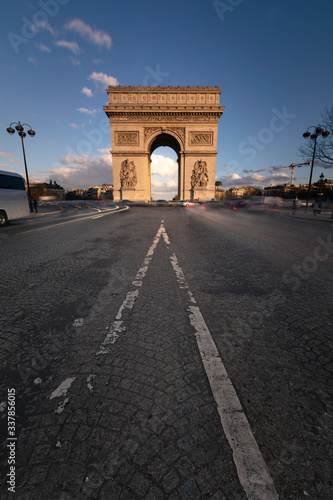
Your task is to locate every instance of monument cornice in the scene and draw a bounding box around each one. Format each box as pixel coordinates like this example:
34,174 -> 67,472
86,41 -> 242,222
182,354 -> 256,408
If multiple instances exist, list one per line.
106,85 -> 222,93
104,110 -> 224,115
104,110 -> 224,120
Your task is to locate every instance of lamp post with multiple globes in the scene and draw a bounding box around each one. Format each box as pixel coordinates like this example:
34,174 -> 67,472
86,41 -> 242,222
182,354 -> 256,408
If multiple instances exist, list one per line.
6,121 -> 36,213
302,125 -> 330,213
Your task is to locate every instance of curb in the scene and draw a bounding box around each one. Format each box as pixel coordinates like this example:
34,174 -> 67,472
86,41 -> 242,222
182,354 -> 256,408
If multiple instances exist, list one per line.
288,213 -> 333,223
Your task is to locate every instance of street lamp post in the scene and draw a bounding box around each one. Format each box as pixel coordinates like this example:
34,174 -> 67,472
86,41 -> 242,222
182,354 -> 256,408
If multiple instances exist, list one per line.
7,121 -> 36,213
302,124 -> 330,213
319,172 -> 324,200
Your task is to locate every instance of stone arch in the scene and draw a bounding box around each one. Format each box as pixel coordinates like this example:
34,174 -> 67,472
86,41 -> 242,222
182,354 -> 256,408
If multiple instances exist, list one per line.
147,131 -> 182,201
145,127 -> 184,153
104,86 -> 224,202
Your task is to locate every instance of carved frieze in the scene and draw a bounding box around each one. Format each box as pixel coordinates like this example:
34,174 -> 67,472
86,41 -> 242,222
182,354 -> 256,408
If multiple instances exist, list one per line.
115,132 -> 139,146
189,132 -> 213,146
111,114 -> 220,123
144,127 -> 159,142
120,159 -> 138,188
148,94 -> 158,104
191,160 -> 209,188
171,127 -> 185,143
144,127 -> 185,144
207,94 -> 217,104
168,94 -> 177,104
129,94 -> 138,103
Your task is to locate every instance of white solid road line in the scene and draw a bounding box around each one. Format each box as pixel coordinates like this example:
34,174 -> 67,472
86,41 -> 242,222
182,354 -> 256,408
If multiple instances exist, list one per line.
98,221 -> 278,499
18,207 -> 128,234
51,220 -> 278,498
95,224 -> 164,354
168,247 -> 279,500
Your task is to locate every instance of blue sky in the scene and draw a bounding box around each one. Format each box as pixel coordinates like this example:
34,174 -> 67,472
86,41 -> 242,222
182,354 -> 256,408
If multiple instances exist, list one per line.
1,0 -> 332,199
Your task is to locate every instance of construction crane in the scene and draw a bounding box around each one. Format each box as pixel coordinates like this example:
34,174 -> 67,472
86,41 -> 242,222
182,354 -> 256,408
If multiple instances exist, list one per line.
255,162 -> 311,185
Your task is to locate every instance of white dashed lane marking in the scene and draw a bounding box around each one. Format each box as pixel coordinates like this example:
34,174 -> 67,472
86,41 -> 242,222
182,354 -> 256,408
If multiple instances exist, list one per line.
95,224 -> 164,354
49,221 -> 278,498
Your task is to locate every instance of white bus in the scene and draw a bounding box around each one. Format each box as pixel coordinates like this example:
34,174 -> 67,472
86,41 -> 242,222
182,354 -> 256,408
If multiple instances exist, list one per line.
0,170 -> 30,225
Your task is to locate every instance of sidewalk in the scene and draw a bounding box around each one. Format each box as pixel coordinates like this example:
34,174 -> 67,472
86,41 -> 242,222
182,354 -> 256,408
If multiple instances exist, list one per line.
22,205 -> 64,220
288,209 -> 333,222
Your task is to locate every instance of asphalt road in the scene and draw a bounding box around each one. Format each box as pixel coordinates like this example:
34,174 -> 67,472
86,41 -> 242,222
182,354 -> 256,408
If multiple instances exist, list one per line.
0,204 -> 332,499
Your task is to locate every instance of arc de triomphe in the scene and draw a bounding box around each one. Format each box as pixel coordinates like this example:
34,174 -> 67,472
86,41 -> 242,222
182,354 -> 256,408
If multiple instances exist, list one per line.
104,86 -> 224,202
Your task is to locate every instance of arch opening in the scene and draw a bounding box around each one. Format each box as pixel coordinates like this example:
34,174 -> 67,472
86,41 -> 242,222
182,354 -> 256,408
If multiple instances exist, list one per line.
150,133 -> 181,155
149,133 -> 181,201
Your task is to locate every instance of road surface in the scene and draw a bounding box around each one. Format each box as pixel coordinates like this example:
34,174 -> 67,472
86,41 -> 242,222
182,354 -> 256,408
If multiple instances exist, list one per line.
0,204 -> 332,499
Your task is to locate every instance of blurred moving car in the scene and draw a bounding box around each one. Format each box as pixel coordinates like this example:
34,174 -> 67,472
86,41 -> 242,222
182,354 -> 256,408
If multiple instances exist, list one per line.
155,200 -> 170,206
177,200 -> 196,207
231,200 -> 247,209
201,201 -> 224,209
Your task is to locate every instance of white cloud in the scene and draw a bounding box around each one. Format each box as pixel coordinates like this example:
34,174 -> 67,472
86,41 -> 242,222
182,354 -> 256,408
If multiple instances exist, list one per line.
0,152 -> 14,161
150,182 -> 178,200
66,19 -> 111,49
98,148 -> 111,154
150,154 -> 178,199
76,107 -> 97,115
54,40 -> 80,55
221,171 -> 290,189
32,153 -> 113,189
229,173 -> 241,181
88,72 -> 119,88
69,56 -> 81,66
81,87 -> 93,97
27,57 -> 37,65
151,154 -> 178,177
35,43 -> 51,53
151,179 -> 178,189
0,152 -> 19,167
269,172 -> 291,182
35,20 -> 57,37
69,123 -> 85,129
93,58 -> 103,65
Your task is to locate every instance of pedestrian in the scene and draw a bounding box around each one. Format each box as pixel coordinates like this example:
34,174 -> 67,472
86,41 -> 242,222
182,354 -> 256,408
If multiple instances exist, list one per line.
318,201 -> 323,214
313,200 -> 319,215
33,199 -> 38,213
292,199 -> 297,214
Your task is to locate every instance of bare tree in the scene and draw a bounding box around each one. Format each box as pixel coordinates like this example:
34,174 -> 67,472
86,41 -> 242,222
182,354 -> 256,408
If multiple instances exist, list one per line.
299,106 -> 333,166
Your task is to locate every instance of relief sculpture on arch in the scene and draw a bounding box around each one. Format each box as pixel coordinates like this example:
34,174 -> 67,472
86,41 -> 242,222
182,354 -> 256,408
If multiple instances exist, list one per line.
120,159 -> 138,188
